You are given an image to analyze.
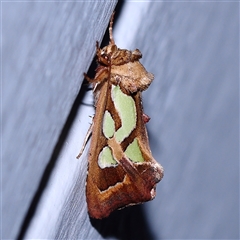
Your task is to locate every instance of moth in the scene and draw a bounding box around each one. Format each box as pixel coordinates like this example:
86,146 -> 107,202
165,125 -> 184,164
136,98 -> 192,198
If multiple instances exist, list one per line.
77,13 -> 164,219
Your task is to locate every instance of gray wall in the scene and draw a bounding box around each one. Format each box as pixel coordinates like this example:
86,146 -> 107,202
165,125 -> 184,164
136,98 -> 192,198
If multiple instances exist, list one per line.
2,2 -> 117,239
2,1 -> 238,239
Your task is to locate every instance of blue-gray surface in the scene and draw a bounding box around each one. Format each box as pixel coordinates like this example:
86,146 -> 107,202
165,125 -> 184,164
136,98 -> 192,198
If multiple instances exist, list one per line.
2,2 -> 117,239
2,1 -> 239,239
139,3 -> 239,239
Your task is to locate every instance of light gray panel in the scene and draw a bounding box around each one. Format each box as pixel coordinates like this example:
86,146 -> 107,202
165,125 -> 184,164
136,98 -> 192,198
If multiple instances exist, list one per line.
128,2 -> 238,239
2,2 -> 117,239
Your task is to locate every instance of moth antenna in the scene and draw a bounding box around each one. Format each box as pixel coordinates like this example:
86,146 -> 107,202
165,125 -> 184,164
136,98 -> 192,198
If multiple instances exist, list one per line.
109,12 -> 115,45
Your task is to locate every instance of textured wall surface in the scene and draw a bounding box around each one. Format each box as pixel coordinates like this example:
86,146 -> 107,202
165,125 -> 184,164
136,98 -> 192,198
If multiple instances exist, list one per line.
2,1 -> 238,239
2,2 -> 117,239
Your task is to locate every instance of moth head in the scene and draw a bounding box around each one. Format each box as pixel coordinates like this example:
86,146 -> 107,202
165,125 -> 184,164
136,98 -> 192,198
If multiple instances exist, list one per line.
101,44 -> 118,56
97,44 -> 118,65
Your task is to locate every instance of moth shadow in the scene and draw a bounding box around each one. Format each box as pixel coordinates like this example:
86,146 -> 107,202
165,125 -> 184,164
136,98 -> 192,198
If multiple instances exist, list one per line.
90,205 -> 155,240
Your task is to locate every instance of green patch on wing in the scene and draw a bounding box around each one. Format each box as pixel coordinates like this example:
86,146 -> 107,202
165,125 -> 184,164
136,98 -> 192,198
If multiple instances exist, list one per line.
111,85 -> 137,143
98,146 -> 118,169
125,138 -> 144,163
103,110 -> 115,139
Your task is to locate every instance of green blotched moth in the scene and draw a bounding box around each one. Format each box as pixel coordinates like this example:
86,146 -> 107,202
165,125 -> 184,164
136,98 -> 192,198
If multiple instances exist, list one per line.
77,12 -> 164,219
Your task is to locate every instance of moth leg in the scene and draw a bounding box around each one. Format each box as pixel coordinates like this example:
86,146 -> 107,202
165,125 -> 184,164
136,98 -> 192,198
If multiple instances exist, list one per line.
142,113 -> 150,123
76,123 -> 93,159
84,68 -> 109,84
84,73 -> 93,82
